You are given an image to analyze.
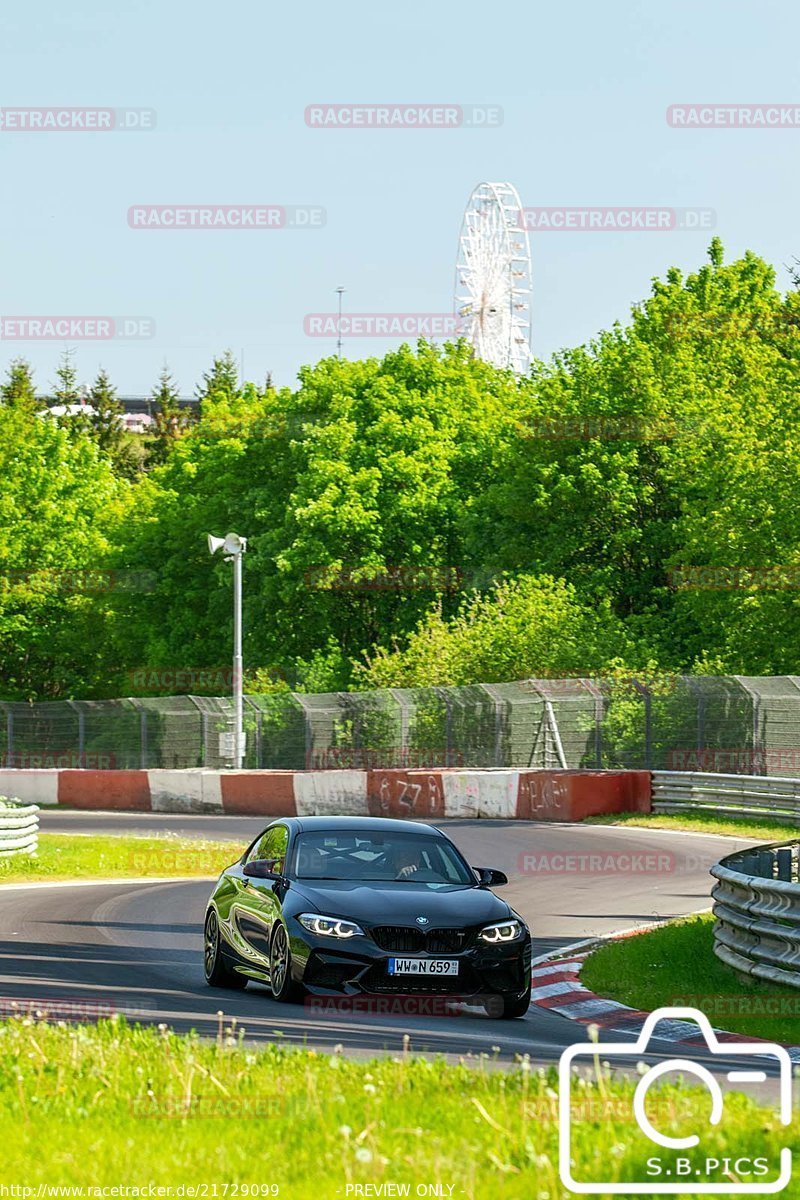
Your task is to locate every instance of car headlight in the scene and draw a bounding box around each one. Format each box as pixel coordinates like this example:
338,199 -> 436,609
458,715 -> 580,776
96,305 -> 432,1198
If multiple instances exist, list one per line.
297,913 -> 364,939
480,919 -> 524,944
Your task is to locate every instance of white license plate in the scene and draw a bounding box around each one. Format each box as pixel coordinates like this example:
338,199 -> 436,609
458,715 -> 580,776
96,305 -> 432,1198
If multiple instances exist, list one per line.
388,958 -> 459,976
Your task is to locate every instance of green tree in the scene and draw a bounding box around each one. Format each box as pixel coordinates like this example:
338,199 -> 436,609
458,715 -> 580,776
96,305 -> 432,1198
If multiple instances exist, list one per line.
51,349 -> 81,407
0,359 -> 38,411
0,405 -> 128,699
197,351 -> 239,404
149,366 -> 188,467
88,368 -> 138,479
356,575 -> 649,688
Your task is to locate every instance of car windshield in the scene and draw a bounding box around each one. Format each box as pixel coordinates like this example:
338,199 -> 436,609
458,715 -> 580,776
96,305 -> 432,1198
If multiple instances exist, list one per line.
292,830 -> 474,884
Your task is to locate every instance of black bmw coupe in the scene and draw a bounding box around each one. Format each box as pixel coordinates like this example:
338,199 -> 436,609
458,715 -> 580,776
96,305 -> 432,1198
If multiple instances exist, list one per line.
203,815 -> 532,1018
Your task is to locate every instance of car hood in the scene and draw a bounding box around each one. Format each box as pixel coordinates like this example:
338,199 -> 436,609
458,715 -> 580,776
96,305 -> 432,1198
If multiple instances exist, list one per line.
289,879 -> 512,927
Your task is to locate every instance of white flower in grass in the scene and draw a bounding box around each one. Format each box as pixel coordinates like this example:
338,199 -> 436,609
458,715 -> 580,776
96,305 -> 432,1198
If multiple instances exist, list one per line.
636,1061 -> 648,1076
364,1083 -> 377,1095
355,1147 -> 373,1164
339,1125 -> 352,1139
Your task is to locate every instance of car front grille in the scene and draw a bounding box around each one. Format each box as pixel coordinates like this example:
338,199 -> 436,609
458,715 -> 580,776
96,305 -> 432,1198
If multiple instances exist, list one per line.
371,926 -> 474,953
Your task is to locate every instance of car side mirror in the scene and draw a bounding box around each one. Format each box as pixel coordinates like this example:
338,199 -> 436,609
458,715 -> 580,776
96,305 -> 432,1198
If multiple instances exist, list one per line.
243,858 -> 283,881
475,866 -> 508,887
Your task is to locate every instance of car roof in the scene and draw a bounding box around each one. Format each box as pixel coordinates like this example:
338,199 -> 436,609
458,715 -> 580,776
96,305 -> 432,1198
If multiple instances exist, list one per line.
279,815 -> 443,837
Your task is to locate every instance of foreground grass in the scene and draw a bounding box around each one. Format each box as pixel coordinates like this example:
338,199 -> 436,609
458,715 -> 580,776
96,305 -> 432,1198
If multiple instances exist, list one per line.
0,1018 -> 795,1197
581,912 -> 800,1043
0,833 -> 243,883
584,809 -> 793,841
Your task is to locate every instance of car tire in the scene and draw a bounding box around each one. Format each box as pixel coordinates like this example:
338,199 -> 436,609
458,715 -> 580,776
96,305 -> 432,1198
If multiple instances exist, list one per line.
204,909 -> 247,989
269,922 -> 302,1003
499,983 -> 531,1019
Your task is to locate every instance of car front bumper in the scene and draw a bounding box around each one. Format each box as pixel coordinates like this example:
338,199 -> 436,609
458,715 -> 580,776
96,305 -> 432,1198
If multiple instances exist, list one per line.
290,925 -> 532,1000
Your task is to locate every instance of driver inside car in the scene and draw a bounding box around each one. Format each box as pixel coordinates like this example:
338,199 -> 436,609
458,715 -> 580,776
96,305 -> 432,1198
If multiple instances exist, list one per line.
393,845 -> 425,879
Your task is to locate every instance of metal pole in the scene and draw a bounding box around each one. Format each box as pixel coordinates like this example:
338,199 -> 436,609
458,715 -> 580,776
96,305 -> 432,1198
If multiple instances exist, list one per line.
336,287 -> 345,359
233,551 -> 243,770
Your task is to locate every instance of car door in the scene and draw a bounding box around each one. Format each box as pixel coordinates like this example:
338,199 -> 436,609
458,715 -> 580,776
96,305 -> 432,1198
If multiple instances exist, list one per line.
231,824 -> 290,967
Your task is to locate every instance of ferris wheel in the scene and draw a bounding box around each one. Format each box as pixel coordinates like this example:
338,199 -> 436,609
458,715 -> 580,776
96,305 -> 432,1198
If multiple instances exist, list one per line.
454,182 -> 532,374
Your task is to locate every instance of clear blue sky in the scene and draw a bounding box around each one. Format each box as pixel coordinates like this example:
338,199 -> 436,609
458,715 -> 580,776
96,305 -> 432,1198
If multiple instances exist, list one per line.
1,0 -> 797,396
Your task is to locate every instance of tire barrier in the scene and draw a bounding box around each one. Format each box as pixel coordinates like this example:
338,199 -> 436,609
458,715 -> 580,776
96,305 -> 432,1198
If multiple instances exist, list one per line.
711,841 -> 800,989
0,797 -> 39,857
653,770 -> 800,824
0,767 -> 651,820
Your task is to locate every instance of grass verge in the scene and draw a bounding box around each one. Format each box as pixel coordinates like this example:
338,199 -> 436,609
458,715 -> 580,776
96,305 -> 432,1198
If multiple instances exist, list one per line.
0,833 -> 243,883
584,810 -> 793,841
581,912 -> 800,1043
0,1017 -> 795,1196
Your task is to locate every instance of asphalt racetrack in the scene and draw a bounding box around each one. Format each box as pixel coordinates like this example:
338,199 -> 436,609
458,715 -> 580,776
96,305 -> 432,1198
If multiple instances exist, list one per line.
0,812 -> 770,1074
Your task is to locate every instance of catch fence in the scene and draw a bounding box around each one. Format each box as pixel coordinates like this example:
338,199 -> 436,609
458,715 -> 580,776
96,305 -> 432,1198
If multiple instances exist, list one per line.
4,675 -> 800,773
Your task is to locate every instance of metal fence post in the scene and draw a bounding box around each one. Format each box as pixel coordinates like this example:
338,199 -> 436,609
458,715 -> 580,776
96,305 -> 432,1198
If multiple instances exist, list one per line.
632,681 -> 652,769
583,680 -> 603,768
66,700 -> 85,766
127,699 -> 148,769
1,704 -> 12,767
479,684 -> 504,767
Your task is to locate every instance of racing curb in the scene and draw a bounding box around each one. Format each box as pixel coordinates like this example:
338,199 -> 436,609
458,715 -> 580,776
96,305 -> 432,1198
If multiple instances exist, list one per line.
530,925 -> 800,1064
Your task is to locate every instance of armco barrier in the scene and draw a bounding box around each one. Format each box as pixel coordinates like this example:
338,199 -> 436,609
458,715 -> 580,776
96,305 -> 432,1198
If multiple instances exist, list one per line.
0,767 -> 651,820
653,770 -> 800,824
711,841 -> 800,989
0,800 -> 39,857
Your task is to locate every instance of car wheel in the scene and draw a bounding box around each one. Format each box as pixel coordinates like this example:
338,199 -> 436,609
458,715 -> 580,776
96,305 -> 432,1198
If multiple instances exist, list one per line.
204,909 -> 247,989
498,983 -> 531,1019
269,922 -> 301,1003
